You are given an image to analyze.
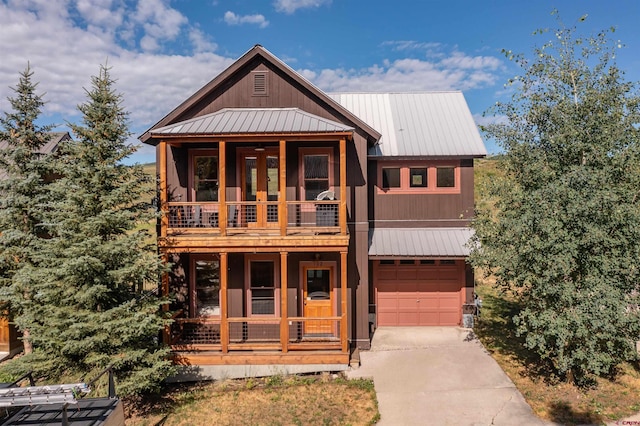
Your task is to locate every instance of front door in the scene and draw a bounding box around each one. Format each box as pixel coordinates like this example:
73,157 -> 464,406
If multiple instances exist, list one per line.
303,266 -> 334,335
242,150 -> 279,228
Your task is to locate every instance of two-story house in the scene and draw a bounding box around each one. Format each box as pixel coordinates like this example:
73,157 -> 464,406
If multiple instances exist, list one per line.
140,45 -> 486,378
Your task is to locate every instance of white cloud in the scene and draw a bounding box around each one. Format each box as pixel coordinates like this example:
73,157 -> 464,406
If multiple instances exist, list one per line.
223,11 -> 269,28
273,0 -> 331,14
302,52 -> 502,93
0,1 -> 503,163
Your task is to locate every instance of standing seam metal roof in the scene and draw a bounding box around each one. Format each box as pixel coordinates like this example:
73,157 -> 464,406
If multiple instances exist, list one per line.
368,227 -> 474,257
329,92 -> 486,157
150,108 -> 354,135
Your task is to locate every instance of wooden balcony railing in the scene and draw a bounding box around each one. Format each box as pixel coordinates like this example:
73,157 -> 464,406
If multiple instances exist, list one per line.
166,200 -> 342,234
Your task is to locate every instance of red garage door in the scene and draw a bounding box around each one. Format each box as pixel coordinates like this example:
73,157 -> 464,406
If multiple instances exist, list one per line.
375,260 -> 464,326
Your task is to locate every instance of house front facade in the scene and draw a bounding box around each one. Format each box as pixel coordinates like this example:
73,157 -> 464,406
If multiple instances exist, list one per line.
140,45 -> 486,374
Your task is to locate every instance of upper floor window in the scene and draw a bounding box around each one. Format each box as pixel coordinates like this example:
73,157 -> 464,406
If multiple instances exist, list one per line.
190,150 -> 218,201
300,148 -> 333,201
377,161 -> 460,194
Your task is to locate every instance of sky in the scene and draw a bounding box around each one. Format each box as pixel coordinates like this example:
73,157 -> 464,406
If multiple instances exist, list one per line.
1,0 -> 639,164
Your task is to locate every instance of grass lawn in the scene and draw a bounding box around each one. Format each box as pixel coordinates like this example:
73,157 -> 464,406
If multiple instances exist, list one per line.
474,278 -> 640,425
125,374 -> 379,426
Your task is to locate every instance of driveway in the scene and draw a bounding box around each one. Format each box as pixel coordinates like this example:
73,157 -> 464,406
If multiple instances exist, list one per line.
347,327 -> 551,425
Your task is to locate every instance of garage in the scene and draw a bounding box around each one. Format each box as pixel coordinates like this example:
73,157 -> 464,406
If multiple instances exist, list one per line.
374,260 -> 465,326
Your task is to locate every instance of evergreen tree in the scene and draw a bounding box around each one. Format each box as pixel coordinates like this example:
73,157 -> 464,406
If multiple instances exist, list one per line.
10,65 -> 173,395
0,65 -> 54,354
471,17 -> 640,385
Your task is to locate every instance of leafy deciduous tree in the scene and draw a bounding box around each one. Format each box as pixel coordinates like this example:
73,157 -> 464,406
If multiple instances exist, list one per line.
471,17 -> 640,384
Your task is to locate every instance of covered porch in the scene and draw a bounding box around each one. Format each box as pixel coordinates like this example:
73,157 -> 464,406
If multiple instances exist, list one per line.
163,249 -> 350,366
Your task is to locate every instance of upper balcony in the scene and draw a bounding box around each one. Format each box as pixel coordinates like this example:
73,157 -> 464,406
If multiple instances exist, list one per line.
157,137 -> 350,251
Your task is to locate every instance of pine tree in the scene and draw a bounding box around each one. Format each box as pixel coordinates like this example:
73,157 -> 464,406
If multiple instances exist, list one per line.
9,65 -> 174,395
471,17 -> 640,385
0,65 -> 54,354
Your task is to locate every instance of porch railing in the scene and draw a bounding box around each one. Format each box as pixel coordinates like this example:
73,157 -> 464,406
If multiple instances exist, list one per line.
166,200 -> 341,234
170,313 -> 342,350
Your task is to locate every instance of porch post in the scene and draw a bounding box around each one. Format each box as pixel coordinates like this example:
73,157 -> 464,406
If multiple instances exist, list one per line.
279,139 -> 287,236
340,250 -> 348,353
159,140 -> 168,238
280,251 -> 289,352
220,252 -> 229,353
161,251 -> 170,345
219,140 -> 227,236
339,138 -> 347,235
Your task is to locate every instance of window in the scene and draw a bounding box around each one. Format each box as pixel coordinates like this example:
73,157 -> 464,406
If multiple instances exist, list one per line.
379,260 -> 395,265
191,151 -> 218,201
436,167 -> 455,188
300,148 -> 333,201
420,259 -> 436,265
193,257 -> 220,317
377,161 -> 459,193
409,168 -> 427,188
382,168 -> 401,189
399,259 -> 415,265
440,259 -> 456,265
249,259 -> 277,316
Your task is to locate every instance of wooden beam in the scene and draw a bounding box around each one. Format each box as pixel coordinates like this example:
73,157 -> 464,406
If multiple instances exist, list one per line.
171,352 -> 349,366
161,251 -> 170,345
340,251 -> 348,353
159,235 -> 350,251
220,252 -> 229,353
159,140 -> 168,238
219,140 -> 227,236
339,138 -> 347,235
279,139 -> 287,237
280,251 -> 288,353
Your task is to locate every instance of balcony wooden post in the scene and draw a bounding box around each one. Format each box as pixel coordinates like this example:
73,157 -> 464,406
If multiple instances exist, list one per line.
280,251 -> 289,352
161,251 -> 169,345
279,140 -> 287,236
340,250 -> 348,353
220,252 -> 229,353
159,141 -> 168,238
339,138 -> 347,235
219,140 -> 227,236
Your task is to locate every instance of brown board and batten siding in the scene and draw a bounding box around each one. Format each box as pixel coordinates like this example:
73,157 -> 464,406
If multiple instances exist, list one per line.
369,158 -> 475,228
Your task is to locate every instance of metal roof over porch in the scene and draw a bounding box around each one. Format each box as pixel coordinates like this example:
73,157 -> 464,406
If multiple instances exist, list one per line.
368,227 -> 474,257
150,107 -> 354,136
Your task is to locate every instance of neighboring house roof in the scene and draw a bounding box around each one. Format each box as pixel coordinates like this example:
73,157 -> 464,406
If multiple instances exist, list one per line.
329,92 -> 487,158
140,45 -> 380,144
0,132 -> 70,155
150,108 -> 354,136
368,227 -> 474,257
0,132 -> 71,180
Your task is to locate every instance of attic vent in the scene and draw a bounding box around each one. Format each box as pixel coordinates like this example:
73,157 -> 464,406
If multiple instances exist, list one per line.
252,71 -> 268,96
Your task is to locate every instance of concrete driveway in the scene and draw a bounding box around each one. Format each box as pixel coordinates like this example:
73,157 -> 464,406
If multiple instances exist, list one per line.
347,327 -> 550,425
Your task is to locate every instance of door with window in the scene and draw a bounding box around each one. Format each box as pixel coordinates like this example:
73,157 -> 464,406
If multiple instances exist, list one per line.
241,150 -> 279,227
303,265 -> 334,335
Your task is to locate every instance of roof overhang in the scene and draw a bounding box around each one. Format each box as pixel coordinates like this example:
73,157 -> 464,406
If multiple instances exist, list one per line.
145,107 -> 355,145
368,227 -> 474,258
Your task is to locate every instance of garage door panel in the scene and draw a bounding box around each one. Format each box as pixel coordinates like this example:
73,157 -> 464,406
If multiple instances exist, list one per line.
397,269 -> 418,280
378,269 -> 398,280
375,261 -> 464,327
398,312 -> 419,325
